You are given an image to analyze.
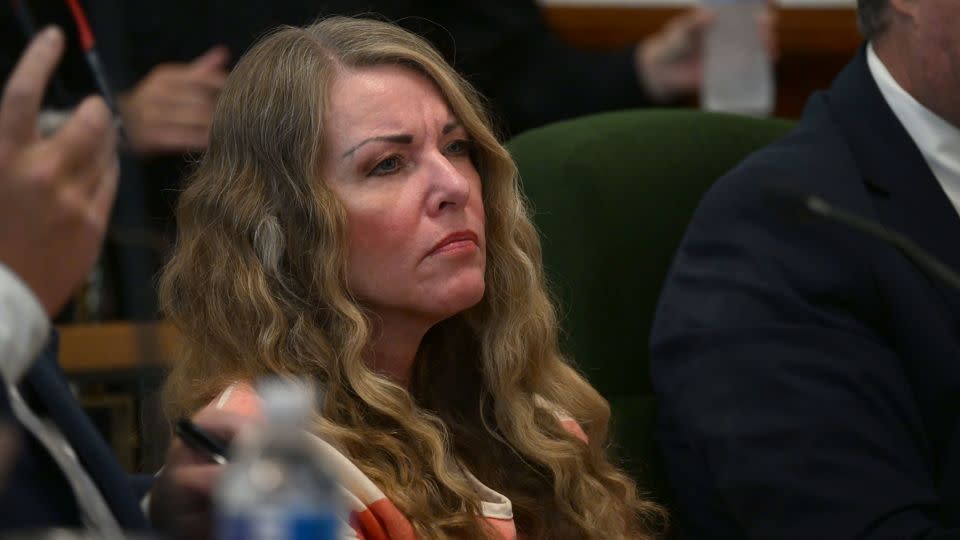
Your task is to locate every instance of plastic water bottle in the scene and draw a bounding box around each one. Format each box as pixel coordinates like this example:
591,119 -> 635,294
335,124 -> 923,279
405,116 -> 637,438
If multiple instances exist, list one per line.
216,379 -> 341,540
701,0 -> 774,116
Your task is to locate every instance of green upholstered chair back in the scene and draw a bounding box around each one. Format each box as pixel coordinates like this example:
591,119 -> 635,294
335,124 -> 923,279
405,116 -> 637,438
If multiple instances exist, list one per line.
505,109 -> 794,504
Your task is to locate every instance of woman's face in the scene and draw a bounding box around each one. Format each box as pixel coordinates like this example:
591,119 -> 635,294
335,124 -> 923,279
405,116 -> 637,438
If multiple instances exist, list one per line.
320,64 -> 486,330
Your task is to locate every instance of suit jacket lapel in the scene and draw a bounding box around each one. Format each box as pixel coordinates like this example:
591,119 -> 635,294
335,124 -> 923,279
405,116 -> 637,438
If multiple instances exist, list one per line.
23,334 -> 150,530
828,46 -> 960,323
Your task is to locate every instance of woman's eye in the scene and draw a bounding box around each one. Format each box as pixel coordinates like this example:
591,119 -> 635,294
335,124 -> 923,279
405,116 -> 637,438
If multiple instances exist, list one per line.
444,139 -> 473,156
370,155 -> 403,176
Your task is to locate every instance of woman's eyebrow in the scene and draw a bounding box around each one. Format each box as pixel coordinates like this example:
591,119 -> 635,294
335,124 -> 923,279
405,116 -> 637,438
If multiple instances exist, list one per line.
342,134 -> 413,158
442,121 -> 461,135
342,121 -> 462,159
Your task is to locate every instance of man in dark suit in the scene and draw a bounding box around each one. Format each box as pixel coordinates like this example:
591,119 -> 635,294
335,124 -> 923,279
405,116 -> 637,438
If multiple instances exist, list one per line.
0,27 -> 243,536
650,0 -> 960,537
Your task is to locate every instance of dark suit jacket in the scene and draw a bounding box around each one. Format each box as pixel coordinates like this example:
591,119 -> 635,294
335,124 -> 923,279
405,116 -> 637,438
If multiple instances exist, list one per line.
650,47 -> 960,539
0,333 -> 150,531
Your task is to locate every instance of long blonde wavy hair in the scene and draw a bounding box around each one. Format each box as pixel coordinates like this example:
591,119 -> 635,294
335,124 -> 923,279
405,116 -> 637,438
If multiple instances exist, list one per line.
160,16 -> 666,539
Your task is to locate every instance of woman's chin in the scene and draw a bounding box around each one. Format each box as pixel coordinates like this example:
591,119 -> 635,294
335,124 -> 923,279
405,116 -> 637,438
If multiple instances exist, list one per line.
429,277 -> 486,320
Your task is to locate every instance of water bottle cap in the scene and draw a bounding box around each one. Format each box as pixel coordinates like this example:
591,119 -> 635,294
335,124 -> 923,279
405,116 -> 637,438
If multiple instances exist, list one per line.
256,377 -> 316,422
703,0 -> 765,5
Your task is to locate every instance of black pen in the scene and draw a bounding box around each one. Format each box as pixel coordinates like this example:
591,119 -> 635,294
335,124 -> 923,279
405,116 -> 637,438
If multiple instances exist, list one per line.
64,0 -> 127,140
175,418 -> 229,465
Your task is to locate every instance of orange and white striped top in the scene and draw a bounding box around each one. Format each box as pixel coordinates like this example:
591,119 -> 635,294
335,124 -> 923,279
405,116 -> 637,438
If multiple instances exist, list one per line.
209,382 -> 587,540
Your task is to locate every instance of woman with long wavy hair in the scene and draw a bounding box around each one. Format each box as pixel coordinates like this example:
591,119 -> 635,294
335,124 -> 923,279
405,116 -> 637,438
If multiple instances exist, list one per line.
159,16 -> 666,539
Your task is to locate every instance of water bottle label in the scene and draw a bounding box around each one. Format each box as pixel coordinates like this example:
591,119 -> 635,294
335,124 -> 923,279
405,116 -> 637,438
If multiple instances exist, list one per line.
218,510 -> 339,540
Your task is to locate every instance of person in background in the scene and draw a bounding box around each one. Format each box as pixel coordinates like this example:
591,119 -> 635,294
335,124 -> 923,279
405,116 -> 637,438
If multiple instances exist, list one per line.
650,0 -> 960,537
115,0 -> 762,138
0,26 -> 244,534
156,16 -> 668,540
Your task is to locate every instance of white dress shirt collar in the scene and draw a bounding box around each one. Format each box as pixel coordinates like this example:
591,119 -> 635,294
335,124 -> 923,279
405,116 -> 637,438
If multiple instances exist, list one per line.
866,43 -> 960,217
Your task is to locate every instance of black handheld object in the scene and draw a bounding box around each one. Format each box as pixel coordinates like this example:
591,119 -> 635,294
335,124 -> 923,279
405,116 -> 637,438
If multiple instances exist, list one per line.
175,418 -> 230,465
63,0 -> 127,140
772,187 -> 960,291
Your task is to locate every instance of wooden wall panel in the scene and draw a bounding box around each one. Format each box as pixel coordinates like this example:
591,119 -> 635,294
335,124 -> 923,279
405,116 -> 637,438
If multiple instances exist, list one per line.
58,322 -> 180,372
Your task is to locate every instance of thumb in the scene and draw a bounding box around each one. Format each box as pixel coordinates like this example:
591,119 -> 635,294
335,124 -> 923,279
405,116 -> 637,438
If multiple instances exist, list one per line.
678,7 -> 715,34
189,45 -> 230,72
655,7 -> 713,57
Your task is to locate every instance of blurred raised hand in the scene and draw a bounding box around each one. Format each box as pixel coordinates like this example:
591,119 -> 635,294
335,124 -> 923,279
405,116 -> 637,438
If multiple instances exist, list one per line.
119,45 -> 229,155
635,4 -> 779,102
0,26 -> 118,316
